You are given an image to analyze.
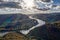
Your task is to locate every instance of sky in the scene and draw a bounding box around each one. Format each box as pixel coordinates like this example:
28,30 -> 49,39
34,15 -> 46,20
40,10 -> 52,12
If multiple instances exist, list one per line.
53,0 -> 60,5
0,0 -> 60,9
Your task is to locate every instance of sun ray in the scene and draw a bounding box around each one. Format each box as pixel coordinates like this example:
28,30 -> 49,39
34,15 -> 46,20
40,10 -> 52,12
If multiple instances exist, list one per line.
21,0 -> 35,9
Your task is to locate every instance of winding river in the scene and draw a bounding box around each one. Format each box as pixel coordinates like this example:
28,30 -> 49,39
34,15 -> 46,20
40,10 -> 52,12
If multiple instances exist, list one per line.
20,16 -> 46,35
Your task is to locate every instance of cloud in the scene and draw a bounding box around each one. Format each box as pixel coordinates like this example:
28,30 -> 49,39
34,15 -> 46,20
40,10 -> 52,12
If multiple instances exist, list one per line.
39,0 -> 53,4
40,0 -> 54,8
41,0 -> 51,2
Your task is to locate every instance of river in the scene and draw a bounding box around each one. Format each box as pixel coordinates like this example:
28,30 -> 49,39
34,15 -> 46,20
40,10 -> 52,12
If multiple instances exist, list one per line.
20,16 -> 46,35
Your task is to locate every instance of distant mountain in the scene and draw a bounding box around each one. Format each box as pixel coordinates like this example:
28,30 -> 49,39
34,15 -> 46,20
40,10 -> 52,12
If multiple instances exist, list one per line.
0,14 -> 38,32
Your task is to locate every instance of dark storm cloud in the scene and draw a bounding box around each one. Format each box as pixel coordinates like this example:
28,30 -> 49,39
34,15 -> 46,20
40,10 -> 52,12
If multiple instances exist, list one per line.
0,2 -> 21,8
41,0 -> 51,2
0,0 -> 3,2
